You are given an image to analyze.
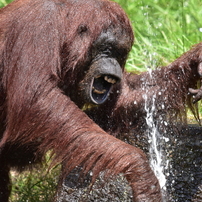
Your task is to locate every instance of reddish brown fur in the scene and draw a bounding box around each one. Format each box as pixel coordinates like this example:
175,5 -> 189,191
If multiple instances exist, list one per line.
0,0 -> 201,202
0,0 -> 161,201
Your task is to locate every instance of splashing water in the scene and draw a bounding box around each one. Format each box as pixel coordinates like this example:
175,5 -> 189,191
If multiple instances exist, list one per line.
143,69 -> 168,201
144,94 -> 166,186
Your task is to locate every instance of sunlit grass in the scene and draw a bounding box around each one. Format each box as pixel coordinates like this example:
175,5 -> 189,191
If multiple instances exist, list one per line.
10,163 -> 60,202
116,0 -> 202,71
117,0 -> 202,118
0,0 -> 12,7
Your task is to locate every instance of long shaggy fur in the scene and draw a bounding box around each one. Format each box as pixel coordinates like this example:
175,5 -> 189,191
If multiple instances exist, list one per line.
0,0 -> 161,202
0,0 -> 201,202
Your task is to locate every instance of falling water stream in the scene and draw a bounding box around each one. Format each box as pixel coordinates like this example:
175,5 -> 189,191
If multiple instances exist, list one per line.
143,68 -> 168,201
144,95 -> 166,185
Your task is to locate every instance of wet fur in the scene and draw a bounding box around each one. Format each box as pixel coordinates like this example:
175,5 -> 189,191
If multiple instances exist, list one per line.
0,0 -> 201,201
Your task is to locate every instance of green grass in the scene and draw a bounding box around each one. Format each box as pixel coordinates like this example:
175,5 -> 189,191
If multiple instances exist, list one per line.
115,0 -> 202,71
0,0 -> 12,7
10,164 -> 60,202
0,0 -> 202,201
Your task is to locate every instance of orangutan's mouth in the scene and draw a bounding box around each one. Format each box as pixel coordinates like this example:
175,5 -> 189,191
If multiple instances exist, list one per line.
90,75 -> 118,104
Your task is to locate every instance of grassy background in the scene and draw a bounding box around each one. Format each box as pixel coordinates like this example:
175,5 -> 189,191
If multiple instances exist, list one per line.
0,0 -> 202,201
116,0 -> 202,71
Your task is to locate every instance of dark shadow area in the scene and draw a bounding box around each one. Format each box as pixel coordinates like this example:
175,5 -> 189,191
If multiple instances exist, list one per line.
167,125 -> 202,202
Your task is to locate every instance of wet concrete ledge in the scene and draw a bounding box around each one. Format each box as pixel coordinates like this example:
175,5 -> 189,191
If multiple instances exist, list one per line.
58,125 -> 202,202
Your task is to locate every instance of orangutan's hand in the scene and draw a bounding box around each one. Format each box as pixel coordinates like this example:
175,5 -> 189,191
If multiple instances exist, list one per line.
189,62 -> 202,103
189,87 -> 202,103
